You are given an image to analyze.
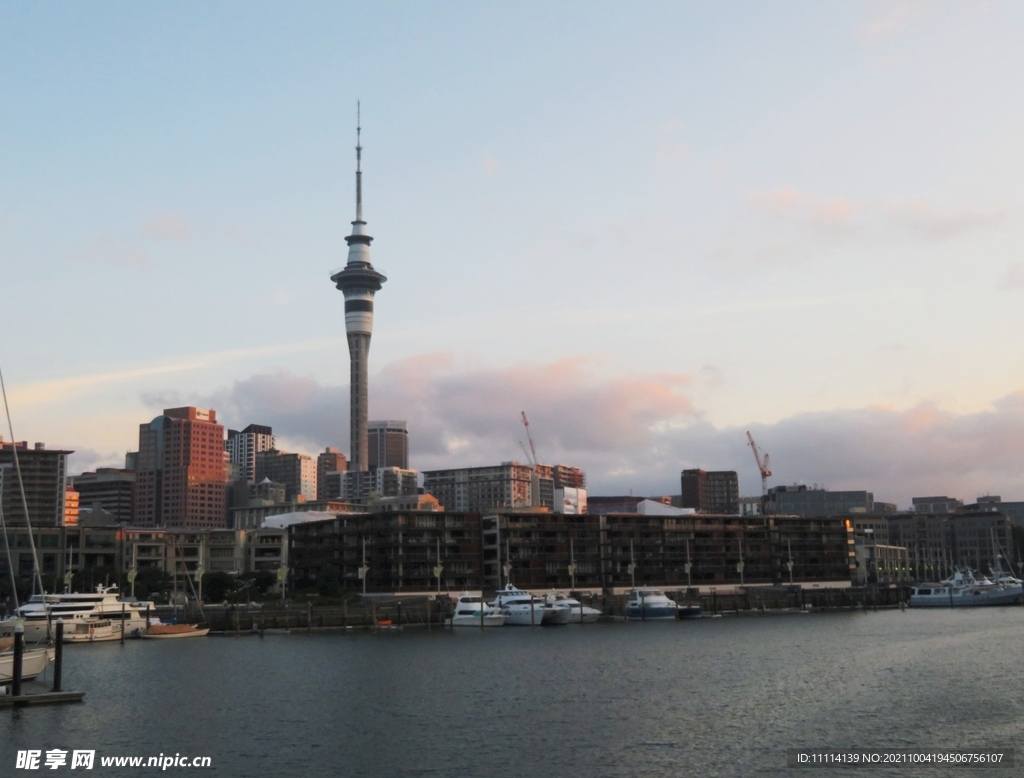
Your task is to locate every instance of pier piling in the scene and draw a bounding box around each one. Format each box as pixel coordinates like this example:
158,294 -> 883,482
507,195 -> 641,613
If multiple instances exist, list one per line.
11,624 -> 24,697
53,619 -> 64,693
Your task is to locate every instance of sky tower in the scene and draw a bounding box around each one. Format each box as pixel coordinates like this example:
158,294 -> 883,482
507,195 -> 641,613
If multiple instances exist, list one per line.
331,105 -> 386,472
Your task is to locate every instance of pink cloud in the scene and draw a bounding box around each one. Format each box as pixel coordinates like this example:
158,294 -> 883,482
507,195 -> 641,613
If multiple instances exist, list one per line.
143,212 -> 191,242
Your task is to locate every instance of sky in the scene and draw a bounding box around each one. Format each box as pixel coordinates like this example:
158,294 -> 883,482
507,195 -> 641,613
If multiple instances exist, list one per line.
2,1 -> 1024,507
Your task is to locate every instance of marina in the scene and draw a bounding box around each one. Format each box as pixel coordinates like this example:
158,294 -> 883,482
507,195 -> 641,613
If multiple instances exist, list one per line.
2,606 -> 1020,777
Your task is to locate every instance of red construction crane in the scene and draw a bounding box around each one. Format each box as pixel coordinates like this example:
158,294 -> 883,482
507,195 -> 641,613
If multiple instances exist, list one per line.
521,411 -> 539,467
746,430 -> 772,499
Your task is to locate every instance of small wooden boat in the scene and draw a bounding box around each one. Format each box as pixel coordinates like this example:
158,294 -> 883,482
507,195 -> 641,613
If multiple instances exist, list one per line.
144,623 -> 209,639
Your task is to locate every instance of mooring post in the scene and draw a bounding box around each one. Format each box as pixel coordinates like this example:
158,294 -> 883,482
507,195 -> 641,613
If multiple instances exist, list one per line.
426,599 -> 431,632
121,603 -> 126,644
234,609 -> 240,637
145,603 -> 151,629
397,601 -> 402,627
307,602 -> 312,636
12,623 -> 24,697
530,596 -> 536,627
53,618 -> 64,692
480,597 -> 485,630
580,600 -> 584,624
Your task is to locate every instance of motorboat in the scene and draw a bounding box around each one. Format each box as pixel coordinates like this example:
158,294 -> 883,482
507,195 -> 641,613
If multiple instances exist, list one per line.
64,618 -> 123,643
446,594 -> 507,627
545,592 -> 602,623
489,584 -> 548,626
624,589 -> 680,620
3,584 -> 157,642
909,568 -> 1023,607
0,647 -> 53,683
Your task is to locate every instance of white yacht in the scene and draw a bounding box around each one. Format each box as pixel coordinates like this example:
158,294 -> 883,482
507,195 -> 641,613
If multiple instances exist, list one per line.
909,568 -> 1023,607
624,589 -> 680,620
490,584 -> 553,626
446,594 -> 507,627
5,585 -> 157,642
545,592 -> 602,623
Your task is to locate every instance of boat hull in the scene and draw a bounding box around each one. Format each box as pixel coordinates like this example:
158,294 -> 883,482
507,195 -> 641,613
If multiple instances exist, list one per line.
0,648 -> 52,683
625,605 -> 678,621
909,585 -> 1023,607
145,625 -> 210,639
446,615 -> 507,627
541,607 -> 571,625
500,606 -> 545,626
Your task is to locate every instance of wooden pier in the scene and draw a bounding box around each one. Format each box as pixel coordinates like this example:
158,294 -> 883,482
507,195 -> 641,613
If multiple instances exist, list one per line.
2,619 -> 85,710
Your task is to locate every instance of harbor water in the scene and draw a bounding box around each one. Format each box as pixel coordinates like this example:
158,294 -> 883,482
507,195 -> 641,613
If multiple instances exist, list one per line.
2,608 -> 1021,777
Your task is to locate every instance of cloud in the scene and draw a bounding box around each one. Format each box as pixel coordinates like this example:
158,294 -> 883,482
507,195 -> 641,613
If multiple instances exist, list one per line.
999,262 -> 1024,290
744,187 -> 1002,252
194,355 -> 1024,508
143,212 -> 191,242
75,236 -> 150,267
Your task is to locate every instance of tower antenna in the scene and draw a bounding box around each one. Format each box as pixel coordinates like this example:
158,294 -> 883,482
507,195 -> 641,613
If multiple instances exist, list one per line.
355,101 -> 362,223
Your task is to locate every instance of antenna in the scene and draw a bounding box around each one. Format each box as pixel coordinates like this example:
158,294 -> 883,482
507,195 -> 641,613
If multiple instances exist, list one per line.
355,101 -> 363,223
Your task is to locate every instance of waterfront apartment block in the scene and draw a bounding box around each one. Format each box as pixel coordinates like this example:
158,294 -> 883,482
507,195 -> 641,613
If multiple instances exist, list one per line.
368,420 -> 408,470
289,511 -> 483,592
680,469 -> 740,514
0,522 -> 289,593
255,449 -> 317,502
0,438 -> 72,526
480,512 -> 855,591
225,424 -> 275,484
316,447 -> 347,501
422,462 -> 534,512
70,468 -> 135,522
134,407 -> 229,529
767,485 -> 874,516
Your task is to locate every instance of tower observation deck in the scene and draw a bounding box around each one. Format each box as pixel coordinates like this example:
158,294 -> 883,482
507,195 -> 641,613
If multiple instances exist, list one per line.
331,107 -> 386,472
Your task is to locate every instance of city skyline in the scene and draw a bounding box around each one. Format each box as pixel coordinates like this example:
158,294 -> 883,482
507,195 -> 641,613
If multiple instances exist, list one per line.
3,3 -> 1024,505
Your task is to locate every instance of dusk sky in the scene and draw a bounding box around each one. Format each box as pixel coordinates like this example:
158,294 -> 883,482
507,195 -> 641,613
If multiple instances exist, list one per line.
3,2 -> 1024,506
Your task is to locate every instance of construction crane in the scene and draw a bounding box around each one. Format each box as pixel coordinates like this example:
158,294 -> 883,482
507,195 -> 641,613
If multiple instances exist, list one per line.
746,430 -> 772,504
521,411 -> 539,467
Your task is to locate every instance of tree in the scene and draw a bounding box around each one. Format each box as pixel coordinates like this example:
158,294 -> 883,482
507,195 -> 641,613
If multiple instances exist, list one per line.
201,571 -> 235,603
317,565 -> 342,598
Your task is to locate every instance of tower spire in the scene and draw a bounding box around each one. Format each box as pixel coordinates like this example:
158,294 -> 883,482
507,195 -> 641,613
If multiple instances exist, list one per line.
355,101 -> 362,224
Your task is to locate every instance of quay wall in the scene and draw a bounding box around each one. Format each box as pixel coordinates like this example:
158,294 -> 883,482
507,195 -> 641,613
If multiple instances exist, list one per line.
162,586 -> 906,633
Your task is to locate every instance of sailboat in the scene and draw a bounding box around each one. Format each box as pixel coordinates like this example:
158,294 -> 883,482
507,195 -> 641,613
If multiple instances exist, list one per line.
0,364 -> 54,682
144,538 -> 208,639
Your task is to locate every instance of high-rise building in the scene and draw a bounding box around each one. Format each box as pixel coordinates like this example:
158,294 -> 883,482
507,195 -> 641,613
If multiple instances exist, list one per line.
325,467 -> 418,503
0,438 -> 73,526
768,486 -> 874,516
133,407 -> 228,529
70,468 -> 135,522
316,447 -> 347,501
225,424 -> 275,484
368,420 -> 408,470
422,463 -> 535,513
551,465 -> 586,490
681,469 -> 740,514
331,115 -> 386,472
255,450 -> 317,502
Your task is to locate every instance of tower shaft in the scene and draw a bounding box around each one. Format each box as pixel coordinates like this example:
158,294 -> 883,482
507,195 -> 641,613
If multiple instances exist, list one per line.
347,332 -> 370,471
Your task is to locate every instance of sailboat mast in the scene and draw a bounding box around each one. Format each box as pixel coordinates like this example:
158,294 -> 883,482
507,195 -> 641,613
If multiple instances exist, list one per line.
0,364 -> 45,597
0,499 -> 19,610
